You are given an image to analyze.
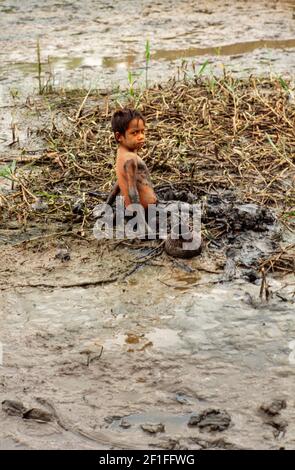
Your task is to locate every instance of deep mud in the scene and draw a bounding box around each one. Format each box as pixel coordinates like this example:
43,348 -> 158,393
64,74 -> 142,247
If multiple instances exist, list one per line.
0,0 -> 295,107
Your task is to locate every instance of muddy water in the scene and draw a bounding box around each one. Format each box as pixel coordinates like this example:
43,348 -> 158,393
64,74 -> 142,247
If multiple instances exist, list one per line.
0,0 -> 295,106
1,0 -> 295,451
1,0 -> 295,155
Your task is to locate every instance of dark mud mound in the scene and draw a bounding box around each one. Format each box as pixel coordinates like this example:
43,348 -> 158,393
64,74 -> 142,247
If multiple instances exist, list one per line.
155,187 -> 281,267
258,399 -> 288,438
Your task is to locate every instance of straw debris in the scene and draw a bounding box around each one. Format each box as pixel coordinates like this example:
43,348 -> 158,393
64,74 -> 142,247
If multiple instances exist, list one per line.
1,74 -> 294,272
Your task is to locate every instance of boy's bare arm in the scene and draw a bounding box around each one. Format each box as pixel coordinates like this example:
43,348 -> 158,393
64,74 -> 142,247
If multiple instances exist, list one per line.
106,181 -> 120,205
124,156 -> 152,237
124,158 -> 140,204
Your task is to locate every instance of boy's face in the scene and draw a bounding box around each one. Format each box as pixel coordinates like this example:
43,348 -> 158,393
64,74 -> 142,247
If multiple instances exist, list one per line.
117,118 -> 145,151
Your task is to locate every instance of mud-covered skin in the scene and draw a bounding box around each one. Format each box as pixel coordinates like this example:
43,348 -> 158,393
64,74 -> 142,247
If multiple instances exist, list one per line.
125,158 -> 153,188
164,236 -> 202,259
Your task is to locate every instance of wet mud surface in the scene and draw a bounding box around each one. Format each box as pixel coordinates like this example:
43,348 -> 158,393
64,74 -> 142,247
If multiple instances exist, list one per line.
1,0 -> 295,451
0,0 -> 295,106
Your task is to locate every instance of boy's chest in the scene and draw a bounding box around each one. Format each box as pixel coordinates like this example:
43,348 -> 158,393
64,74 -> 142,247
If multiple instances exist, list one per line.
137,157 -> 148,172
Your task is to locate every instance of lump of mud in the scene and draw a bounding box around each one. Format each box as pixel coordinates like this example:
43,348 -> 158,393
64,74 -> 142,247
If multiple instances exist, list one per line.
104,415 -> 123,424
260,414 -> 288,439
156,187 -> 196,204
2,400 -> 26,417
154,438 -> 184,450
188,409 -> 231,432
141,423 -> 165,434
72,198 -> 85,215
266,416 -> 288,433
243,269 -> 259,283
223,248 -> 236,281
203,191 -> 281,269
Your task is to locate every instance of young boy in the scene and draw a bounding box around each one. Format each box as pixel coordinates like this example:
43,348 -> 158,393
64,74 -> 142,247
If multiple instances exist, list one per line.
102,108 -> 201,255
106,108 -> 158,210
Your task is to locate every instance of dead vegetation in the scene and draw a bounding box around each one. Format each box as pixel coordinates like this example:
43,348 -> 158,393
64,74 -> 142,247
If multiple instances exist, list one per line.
0,74 -> 294,273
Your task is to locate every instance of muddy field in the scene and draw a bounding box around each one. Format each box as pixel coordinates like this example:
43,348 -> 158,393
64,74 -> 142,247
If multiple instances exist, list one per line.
0,0 -> 295,451
0,234 -> 295,450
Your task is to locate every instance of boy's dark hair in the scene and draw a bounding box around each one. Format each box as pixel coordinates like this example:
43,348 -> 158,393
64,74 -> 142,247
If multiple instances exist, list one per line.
111,108 -> 145,139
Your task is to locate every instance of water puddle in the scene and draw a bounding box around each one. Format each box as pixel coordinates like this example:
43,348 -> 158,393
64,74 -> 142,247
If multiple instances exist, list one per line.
1,0 -> 295,451
109,411 -> 191,434
0,241 -> 294,449
1,0 -> 295,105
